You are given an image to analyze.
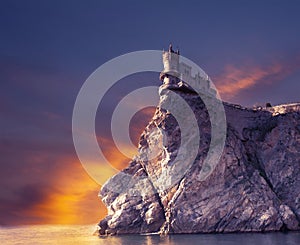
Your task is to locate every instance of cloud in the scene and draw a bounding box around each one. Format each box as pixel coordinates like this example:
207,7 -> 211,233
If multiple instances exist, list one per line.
24,156 -> 104,225
0,92 -> 155,226
0,152 -> 104,225
0,57 -> 96,225
0,58 -> 157,225
213,55 -> 300,101
0,104 -> 154,225
0,130 -> 105,225
97,135 -> 135,171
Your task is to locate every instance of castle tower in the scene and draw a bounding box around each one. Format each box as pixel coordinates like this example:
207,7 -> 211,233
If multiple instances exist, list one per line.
159,44 -> 180,85
159,44 -> 217,97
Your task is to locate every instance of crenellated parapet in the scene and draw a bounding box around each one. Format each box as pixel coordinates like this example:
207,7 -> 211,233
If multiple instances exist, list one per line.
160,44 -> 216,96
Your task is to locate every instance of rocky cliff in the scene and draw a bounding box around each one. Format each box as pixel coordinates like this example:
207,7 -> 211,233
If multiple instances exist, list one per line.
98,84 -> 300,235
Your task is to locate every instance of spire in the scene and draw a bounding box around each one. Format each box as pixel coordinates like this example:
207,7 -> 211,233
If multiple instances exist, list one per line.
168,43 -> 174,53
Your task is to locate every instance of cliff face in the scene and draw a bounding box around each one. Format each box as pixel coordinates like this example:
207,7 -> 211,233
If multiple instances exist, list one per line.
98,84 -> 300,235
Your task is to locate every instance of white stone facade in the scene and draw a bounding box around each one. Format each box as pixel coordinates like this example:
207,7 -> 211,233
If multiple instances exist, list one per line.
160,50 -> 216,96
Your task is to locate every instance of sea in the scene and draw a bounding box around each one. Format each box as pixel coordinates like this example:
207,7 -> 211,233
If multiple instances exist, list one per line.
0,225 -> 300,245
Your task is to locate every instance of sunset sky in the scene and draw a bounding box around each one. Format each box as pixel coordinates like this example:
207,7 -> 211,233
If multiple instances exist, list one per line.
1,0 -> 300,225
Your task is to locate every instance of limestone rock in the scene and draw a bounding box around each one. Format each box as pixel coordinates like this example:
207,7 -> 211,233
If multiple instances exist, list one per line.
98,85 -> 300,235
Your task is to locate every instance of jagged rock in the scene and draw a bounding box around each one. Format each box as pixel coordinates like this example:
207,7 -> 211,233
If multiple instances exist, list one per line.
98,85 -> 300,235
98,161 -> 165,235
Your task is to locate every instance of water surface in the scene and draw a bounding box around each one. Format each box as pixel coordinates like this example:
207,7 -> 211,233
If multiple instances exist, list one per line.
0,225 -> 299,245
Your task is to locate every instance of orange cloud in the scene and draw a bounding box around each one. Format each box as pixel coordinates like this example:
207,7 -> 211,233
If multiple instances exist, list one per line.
214,56 -> 300,101
17,156 -> 105,225
20,106 -> 155,225
97,135 -> 133,171
42,172 -> 103,224
214,63 -> 283,100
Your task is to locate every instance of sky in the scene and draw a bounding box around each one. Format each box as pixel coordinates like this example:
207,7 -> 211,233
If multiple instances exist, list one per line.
1,0 -> 300,225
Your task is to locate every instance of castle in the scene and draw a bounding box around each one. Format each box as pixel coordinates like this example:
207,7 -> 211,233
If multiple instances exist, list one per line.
159,44 -> 216,96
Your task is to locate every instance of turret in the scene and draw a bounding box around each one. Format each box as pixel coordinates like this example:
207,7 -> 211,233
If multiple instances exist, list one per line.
160,44 -> 180,85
